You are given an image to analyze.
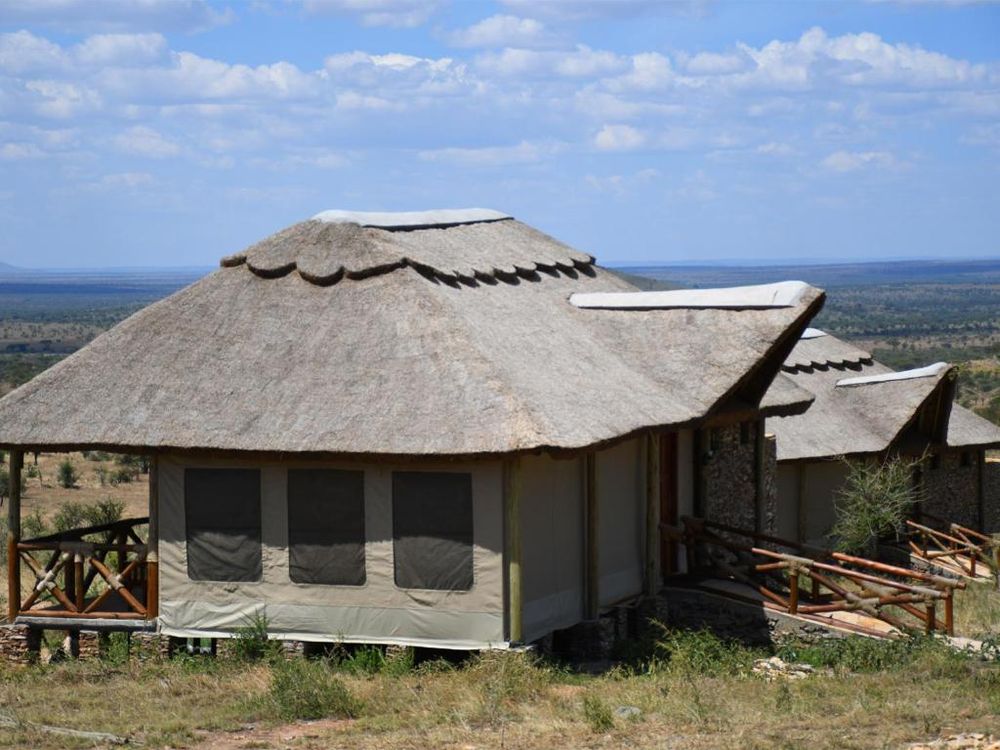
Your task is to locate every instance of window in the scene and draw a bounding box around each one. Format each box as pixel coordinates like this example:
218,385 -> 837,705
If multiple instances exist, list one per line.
392,471 -> 473,591
185,468 -> 261,582
287,469 -> 366,585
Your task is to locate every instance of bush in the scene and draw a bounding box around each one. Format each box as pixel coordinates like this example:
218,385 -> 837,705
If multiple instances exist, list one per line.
22,510 -> 47,540
651,626 -> 761,677
57,459 -> 78,489
831,454 -> 924,555
582,694 -> 614,733
338,645 -> 414,676
110,467 -> 134,485
260,659 -> 360,721
53,498 -> 124,533
230,613 -> 281,662
775,635 -> 968,674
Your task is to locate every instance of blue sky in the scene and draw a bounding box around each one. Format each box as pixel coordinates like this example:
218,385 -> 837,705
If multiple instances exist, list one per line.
0,0 -> 998,268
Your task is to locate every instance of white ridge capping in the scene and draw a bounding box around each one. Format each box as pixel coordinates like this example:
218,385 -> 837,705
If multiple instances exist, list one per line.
311,208 -> 511,228
570,280 -> 812,310
836,362 -> 951,388
801,328 -> 827,339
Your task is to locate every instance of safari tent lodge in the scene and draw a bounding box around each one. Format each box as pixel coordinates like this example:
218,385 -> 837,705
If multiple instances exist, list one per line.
0,209 -> 825,651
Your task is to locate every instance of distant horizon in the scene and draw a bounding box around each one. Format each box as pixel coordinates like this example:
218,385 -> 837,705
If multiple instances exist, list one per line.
3,255 -> 1000,274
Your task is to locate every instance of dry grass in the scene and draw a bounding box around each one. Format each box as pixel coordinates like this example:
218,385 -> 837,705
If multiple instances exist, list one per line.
953,582 -> 1000,640
0,642 -> 996,750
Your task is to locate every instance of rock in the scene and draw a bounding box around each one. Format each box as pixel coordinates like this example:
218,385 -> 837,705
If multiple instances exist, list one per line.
752,656 -> 815,681
614,706 -> 641,719
906,734 -> 1000,749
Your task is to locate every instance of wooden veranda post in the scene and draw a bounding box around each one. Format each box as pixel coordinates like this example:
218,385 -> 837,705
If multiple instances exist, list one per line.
644,432 -> 659,597
146,456 -> 159,620
585,451 -> 599,620
6,449 -> 22,621
503,457 -> 522,644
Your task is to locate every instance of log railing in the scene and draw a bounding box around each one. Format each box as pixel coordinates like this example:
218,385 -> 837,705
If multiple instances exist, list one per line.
907,518 -> 1000,586
10,517 -> 153,621
663,516 -> 964,636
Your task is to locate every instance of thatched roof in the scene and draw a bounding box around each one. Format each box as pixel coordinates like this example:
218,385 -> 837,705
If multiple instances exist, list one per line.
0,212 -> 823,457
768,330 -> 1000,461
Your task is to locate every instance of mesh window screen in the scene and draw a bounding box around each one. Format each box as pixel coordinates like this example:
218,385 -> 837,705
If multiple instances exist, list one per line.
288,469 -> 366,585
392,471 -> 473,591
185,468 -> 262,582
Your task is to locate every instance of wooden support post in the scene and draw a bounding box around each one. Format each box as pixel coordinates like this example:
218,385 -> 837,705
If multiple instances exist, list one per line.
74,554 -> 85,612
944,592 -> 954,636
925,600 -> 936,635
503,457 -> 522,644
754,421 -> 766,534
146,456 -> 159,619
811,576 -> 820,600
644,432 -> 659,597
585,451 -> 599,621
788,566 -> 799,615
6,449 -> 22,622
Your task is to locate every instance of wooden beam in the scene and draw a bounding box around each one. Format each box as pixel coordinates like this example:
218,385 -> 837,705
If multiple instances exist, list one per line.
503,457 -> 522,644
644,432 -> 659,596
7,449 -> 22,621
146,456 -> 159,620
585,451 -> 599,620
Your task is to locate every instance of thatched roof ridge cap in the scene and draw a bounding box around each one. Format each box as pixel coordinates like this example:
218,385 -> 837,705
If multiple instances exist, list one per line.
836,362 -> 951,388
569,280 -> 813,311
311,208 -> 511,229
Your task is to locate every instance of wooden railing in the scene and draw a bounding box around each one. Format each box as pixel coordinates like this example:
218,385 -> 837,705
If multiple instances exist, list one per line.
10,517 -> 154,621
907,518 -> 999,586
663,516 -> 964,636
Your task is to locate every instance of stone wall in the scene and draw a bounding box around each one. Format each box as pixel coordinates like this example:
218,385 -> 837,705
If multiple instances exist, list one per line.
702,422 -> 773,534
0,624 -> 40,664
920,450 -> 982,529
984,458 -> 1000,533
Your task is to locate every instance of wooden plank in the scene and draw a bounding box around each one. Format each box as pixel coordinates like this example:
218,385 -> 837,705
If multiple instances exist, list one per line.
644,432 -> 659,596
7,449 -> 22,620
503,457 -> 522,644
585,451 -> 599,620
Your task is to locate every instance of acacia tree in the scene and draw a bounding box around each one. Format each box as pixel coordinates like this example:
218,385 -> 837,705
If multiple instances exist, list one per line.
831,453 -> 925,556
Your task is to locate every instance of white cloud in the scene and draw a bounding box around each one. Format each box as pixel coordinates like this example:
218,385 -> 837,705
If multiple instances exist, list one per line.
602,52 -> 673,91
593,124 -> 645,151
0,142 -> 45,160
475,45 -> 626,78
448,15 -> 551,49
585,168 -> 659,195
680,51 -> 748,75
113,125 -> 182,158
0,30 -> 66,73
498,0 -> 705,22
418,140 -> 564,166
25,79 -> 101,118
300,0 -> 442,27
821,150 -> 898,172
0,0 -> 232,33
74,33 -> 167,66
756,142 -> 795,156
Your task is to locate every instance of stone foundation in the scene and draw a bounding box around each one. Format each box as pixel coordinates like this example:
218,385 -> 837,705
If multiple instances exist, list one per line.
921,450 -> 981,529
0,624 -> 41,664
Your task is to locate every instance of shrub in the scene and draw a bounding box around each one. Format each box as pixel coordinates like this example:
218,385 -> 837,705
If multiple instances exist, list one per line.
95,466 -> 108,486
582,695 -> 614,733
338,645 -> 414,676
53,498 -> 124,533
467,651 -> 554,726
261,658 -> 360,721
651,626 -> 761,677
25,464 -> 39,479
57,459 -> 78,489
831,454 -> 924,555
775,635 -> 967,674
230,613 -> 281,662
22,510 -> 47,540
110,467 -> 134,485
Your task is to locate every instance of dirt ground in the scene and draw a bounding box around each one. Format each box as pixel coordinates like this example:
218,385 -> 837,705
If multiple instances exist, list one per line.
14,451 -> 150,524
